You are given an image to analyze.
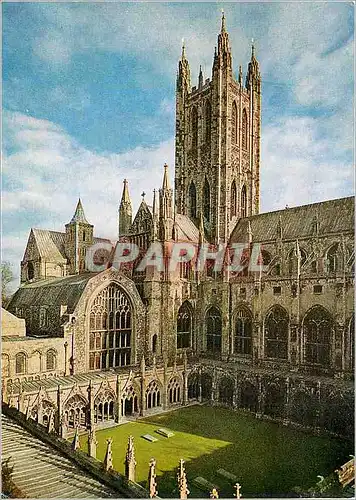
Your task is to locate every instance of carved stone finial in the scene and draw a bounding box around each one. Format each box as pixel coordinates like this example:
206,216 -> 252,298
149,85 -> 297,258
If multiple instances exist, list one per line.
88,425 -> 98,458
148,458 -> 158,498
234,483 -> 242,499
71,425 -> 80,451
177,459 -> 189,499
125,435 -> 137,482
210,488 -> 219,499
103,437 -> 113,471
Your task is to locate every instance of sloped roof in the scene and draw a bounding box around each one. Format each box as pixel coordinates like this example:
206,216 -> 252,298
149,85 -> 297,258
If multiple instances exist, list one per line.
230,197 -> 354,243
32,229 -> 67,262
8,273 -> 96,313
69,199 -> 91,224
175,214 -> 201,242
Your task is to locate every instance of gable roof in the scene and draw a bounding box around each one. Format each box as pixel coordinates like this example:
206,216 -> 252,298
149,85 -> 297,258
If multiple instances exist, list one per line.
230,196 -> 354,243
8,273 -> 96,313
175,214 -> 201,242
31,229 -> 67,262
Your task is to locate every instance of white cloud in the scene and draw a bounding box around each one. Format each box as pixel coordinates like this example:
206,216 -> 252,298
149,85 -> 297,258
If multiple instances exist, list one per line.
261,116 -> 353,212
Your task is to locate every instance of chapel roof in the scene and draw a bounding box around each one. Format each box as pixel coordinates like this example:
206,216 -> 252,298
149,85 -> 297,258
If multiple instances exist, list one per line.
230,196 -> 354,244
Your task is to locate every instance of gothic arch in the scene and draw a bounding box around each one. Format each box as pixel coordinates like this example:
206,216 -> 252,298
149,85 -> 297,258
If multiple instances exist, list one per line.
121,384 -> 139,417
203,178 -> 211,222
146,380 -> 161,409
263,382 -> 285,417
88,283 -> 133,371
241,185 -> 247,218
325,243 -> 339,273
264,306 -> 289,359
206,306 -> 222,354
242,108 -> 248,150
15,352 -> 27,375
188,181 -> 197,219
230,180 -> 237,219
191,106 -> 198,150
205,100 -> 212,144
64,394 -> 88,428
231,101 -> 238,145
218,376 -> 234,405
288,247 -> 307,275
177,301 -> 193,349
27,262 -> 34,281
46,349 -> 57,371
201,372 -> 213,400
168,376 -> 182,404
187,372 -> 199,399
240,380 -> 258,412
303,305 -> 333,366
234,306 -> 253,356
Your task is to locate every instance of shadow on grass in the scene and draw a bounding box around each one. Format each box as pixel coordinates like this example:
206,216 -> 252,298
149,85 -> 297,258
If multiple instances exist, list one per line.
139,405 -> 353,498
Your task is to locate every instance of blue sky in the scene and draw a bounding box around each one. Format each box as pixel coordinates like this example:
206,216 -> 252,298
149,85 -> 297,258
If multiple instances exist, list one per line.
2,2 -> 354,289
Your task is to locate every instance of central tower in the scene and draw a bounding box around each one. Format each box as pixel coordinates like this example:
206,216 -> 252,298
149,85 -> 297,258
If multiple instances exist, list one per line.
174,13 -> 261,244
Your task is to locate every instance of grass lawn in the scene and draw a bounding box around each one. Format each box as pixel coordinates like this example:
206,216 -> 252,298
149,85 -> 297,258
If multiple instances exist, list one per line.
80,405 -> 352,498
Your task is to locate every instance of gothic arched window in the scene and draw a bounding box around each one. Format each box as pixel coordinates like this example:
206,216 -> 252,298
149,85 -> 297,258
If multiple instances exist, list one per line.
192,107 -> 198,150
177,302 -> 192,349
152,334 -> 157,353
232,101 -> 238,145
205,100 -> 212,144
46,350 -> 56,371
264,306 -> 289,359
89,284 -> 132,370
28,262 -> 34,281
288,247 -> 307,275
303,306 -> 332,366
15,353 -> 26,374
242,109 -> 248,150
230,180 -> 237,219
235,308 -> 252,355
168,377 -> 181,404
206,307 -> 222,354
241,185 -> 247,218
326,244 -> 339,273
189,182 -> 197,219
146,380 -> 161,409
203,178 -> 210,222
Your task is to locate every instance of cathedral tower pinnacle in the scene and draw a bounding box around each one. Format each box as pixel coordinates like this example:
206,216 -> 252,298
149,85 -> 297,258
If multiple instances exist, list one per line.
119,179 -> 133,237
65,199 -> 94,274
174,13 -> 261,243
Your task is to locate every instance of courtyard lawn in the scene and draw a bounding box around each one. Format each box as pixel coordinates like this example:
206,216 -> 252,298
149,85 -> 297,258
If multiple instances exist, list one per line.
80,405 -> 352,498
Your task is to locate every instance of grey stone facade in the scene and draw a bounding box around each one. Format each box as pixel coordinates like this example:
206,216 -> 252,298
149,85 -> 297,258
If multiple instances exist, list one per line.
3,15 -> 354,439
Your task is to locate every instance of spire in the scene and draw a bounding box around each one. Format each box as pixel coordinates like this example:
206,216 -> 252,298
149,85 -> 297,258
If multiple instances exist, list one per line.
238,65 -> 243,85
153,189 -> 159,217
198,65 -> 203,89
121,179 -> 131,205
177,459 -> 189,499
246,39 -> 260,91
221,9 -> 226,33
70,199 -> 89,224
119,179 -> 133,237
88,425 -> 98,459
177,39 -> 191,93
215,11 -> 232,71
162,163 -> 171,190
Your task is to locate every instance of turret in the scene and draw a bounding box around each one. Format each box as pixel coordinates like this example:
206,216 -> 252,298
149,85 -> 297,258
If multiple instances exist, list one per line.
213,11 -> 232,76
246,41 -> 261,93
119,179 -> 133,237
159,164 -> 174,241
65,199 -> 94,274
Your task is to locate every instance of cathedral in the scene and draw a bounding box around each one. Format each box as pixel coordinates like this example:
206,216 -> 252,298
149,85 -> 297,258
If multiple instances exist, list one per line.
2,15 -> 354,440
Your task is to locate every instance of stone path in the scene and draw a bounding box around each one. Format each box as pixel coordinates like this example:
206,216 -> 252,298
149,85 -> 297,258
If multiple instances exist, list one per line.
2,415 -> 120,498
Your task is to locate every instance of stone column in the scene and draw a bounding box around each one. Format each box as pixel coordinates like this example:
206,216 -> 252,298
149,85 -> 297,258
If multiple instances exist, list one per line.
162,357 -> 168,410
87,381 -> 94,428
140,356 -> 146,417
115,376 -> 122,424
182,352 -> 188,405
56,385 -> 63,434
88,425 -> 97,459
198,367 -> 202,403
64,342 -> 69,376
37,389 -> 43,425
257,376 -> 264,416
